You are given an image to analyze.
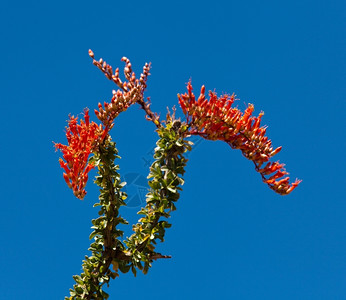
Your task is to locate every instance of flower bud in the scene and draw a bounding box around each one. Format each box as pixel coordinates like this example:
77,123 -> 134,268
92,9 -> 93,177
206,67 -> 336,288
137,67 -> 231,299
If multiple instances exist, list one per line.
270,146 -> 282,157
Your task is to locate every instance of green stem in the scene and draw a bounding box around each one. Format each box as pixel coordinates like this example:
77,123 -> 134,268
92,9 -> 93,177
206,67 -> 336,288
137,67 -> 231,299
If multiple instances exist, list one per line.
66,141 -> 127,300
124,120 -> 192,275
66,120 -> 192,299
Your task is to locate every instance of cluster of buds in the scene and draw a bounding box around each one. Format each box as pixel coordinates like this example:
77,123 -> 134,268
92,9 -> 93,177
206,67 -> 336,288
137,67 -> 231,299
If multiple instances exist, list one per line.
89,50 -> 150,94
55,110 -> 104,199
178,82 -> 301,195
89,50 -> 159,128
94,88 -> 141,133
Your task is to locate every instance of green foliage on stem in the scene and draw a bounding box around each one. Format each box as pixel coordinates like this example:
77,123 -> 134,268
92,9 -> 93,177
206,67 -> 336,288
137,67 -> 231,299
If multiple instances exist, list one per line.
66,120 -> 191,299
66,140 -> 128,300
124,120 -> 192,276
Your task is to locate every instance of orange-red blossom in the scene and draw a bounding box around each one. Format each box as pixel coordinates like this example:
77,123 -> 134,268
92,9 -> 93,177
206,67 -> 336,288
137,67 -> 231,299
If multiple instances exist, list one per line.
55,109 -> 105,199
178,82 -> 301,195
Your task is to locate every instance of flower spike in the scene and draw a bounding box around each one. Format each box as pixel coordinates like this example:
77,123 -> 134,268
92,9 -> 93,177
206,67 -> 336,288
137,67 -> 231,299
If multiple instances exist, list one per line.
178,82 -> 301,195
54,109 -> 106,199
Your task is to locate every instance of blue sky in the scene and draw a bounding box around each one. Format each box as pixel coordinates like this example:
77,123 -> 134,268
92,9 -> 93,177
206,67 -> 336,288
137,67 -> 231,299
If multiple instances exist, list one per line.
1,0 -> 345,299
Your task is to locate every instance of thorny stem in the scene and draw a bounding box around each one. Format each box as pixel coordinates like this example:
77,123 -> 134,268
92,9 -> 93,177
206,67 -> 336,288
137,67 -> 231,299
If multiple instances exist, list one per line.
136,97 -> 161,128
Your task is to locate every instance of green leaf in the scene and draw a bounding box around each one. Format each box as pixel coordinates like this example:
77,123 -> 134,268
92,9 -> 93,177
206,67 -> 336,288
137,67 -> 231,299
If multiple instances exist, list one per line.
118,263 -> 131,274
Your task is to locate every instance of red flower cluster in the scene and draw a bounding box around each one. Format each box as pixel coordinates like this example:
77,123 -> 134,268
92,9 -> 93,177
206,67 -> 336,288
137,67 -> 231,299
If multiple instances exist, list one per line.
89,50 -> 158,130
55,110 -> 103,199
178,82 -> 301,195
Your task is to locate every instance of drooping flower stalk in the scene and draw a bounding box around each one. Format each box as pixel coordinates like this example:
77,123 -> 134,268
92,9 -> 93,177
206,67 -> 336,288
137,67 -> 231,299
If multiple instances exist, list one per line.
55,109 -> 106,199
178,82 -> 301,195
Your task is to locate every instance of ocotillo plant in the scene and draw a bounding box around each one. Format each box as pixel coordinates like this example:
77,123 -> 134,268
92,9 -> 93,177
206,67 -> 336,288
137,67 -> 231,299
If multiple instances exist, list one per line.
55,50 -> 301,299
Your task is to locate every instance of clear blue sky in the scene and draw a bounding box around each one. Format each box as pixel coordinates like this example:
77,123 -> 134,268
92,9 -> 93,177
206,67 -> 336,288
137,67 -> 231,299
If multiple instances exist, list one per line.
1,0 -> 345,299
